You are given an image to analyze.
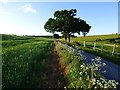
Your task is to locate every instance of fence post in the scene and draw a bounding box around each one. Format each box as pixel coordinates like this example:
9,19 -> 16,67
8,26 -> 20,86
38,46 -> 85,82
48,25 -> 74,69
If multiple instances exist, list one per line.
84,41 -> 86,47
93,42 -> 96,50
101,45 -> 103,52
112,43 -> 116,55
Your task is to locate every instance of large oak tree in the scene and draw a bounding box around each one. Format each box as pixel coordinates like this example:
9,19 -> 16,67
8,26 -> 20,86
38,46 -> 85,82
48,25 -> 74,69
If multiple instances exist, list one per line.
44,9 -> 91,42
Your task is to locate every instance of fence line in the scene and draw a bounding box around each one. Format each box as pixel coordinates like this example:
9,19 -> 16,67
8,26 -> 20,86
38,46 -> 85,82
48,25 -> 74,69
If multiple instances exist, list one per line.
82,41 -> 120,56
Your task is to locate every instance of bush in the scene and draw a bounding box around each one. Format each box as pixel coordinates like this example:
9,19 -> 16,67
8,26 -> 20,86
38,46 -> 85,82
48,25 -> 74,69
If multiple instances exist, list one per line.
109,39 -> 116,43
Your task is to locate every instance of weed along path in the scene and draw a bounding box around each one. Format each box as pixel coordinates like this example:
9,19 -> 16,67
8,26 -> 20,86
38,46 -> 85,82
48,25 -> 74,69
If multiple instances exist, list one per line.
38,44 -> 67,88
80,50 -> 120,88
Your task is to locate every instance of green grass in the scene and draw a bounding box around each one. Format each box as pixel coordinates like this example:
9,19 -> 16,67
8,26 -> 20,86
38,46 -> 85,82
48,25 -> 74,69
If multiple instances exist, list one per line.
71,34 -> 119,42
2,35 -> 53,88
79,46 -> 120,65
60,34 -> 120,65
2,34 -> 33,40
2,38 -> 53,48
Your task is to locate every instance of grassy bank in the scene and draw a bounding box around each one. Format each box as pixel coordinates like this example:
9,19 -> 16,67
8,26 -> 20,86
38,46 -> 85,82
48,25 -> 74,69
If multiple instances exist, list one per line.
55,42 -> 118,89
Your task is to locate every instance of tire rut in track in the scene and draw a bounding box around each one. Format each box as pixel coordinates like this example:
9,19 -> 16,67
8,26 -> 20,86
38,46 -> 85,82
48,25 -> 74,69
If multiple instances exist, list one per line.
38,44 -> 67,88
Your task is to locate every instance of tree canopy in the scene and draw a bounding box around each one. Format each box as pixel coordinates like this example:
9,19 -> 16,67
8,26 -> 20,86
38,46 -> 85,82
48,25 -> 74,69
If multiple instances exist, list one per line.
44,9 -> 91,42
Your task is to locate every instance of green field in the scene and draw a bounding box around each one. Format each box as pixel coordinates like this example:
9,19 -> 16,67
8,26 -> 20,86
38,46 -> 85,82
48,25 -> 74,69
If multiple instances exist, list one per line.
2,35 -> 53,88
1,34 -> 119,89
71,34 -> 120,55
71,34 -> 119,42
64,34 -> 120,65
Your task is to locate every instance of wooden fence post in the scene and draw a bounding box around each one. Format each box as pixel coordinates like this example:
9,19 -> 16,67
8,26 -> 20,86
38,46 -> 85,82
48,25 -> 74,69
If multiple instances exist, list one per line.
101,45 -> 103,52
84,41 -> 86,47
112,43 -> 116,55
93,42 -> 96,50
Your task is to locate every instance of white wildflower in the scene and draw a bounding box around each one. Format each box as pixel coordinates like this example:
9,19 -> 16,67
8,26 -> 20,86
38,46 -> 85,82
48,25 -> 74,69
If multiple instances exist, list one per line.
92,78 -> 96,82
116,82 -> 119,85
104,85 -> 107,88
91,59 -> 94,61
79,72 -> 82,75
80,65 -> 84,68
93,82 -> 96,85
102,70 -> 106,73
102,63 -> 106,66
94,86 -> 97,89
64,86 -> 66,89
86,67 -> 89,70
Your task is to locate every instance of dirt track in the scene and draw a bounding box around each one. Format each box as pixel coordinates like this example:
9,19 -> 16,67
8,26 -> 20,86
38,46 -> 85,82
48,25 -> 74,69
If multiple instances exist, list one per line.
38,44 -> 67,88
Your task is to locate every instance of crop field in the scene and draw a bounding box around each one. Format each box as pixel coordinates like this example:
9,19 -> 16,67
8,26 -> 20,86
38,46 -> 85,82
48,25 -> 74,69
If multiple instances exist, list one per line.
2,35 -> 53,88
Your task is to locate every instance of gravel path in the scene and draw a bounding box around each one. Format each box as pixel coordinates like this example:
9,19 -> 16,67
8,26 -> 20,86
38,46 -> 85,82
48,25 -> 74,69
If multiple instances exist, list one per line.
80,50 -> 120,89
60,42 -> 120,89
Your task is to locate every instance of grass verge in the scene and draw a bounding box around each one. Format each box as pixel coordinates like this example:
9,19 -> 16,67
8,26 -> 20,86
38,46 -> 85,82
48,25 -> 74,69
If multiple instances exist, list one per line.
55,42 -> 118,89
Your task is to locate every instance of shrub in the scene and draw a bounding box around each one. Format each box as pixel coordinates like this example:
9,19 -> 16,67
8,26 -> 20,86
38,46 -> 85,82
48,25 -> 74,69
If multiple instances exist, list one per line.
109,39 -> 116,43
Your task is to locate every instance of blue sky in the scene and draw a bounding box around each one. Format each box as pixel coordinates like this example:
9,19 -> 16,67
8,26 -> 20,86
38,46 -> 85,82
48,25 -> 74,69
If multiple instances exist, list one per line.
0,2 -> 118,36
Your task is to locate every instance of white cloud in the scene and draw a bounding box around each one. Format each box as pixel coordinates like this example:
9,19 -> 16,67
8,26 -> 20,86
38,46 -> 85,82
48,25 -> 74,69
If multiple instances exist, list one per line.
22,4 -> 37,13
0,0 -> 8,3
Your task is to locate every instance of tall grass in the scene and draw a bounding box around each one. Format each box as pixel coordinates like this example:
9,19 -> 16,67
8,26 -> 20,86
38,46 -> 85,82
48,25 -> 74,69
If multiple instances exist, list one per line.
2,39 -> 53,88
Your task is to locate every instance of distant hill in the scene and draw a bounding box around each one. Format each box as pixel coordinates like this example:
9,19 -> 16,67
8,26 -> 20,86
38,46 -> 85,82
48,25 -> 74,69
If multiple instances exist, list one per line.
71,34 -> 120,44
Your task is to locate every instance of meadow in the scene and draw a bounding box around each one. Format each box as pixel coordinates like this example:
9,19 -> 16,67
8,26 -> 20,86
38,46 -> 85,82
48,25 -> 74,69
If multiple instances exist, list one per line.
66,34 -> 120,65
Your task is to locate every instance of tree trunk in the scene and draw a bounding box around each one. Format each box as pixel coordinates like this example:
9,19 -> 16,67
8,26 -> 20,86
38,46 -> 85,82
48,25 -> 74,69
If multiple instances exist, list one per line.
68,34 -> 70,42
65,35 -> 67,41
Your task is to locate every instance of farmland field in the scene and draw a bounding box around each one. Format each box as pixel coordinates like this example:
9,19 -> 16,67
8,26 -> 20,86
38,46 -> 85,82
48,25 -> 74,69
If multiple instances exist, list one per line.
1,34 -> 119,89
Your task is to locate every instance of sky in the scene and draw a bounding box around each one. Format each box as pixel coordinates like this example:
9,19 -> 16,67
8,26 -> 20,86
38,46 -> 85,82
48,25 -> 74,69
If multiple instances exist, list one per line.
0,1 -> 118,36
